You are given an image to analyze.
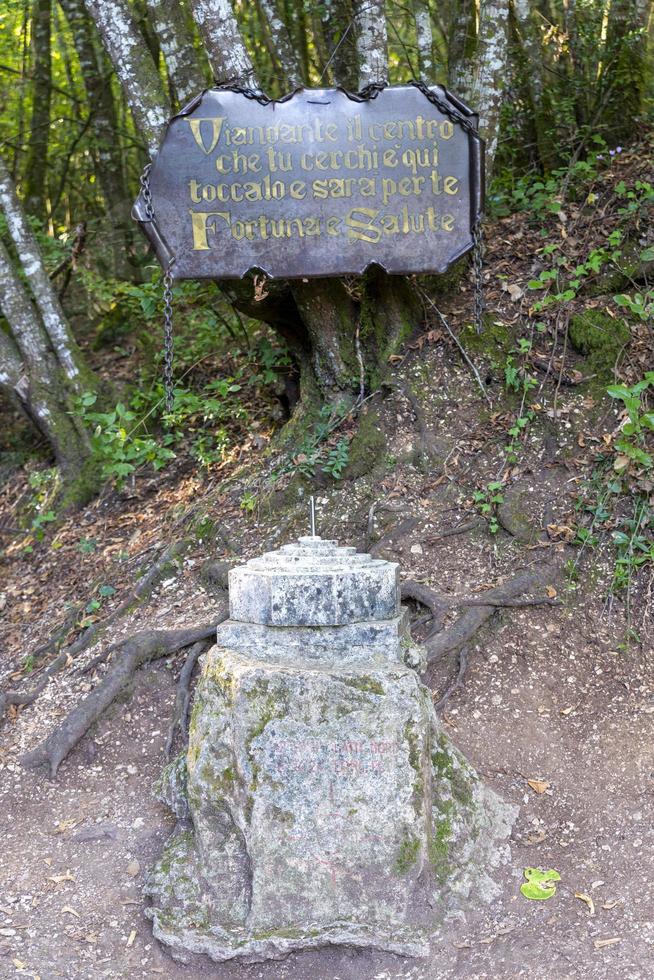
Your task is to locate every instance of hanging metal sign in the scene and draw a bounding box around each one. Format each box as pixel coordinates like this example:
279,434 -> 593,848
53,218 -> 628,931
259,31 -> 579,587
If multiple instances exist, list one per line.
133,84 -> 484,280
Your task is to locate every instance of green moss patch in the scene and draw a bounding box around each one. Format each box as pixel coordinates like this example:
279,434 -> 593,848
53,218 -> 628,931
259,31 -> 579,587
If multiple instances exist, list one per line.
569,308 -> 631,380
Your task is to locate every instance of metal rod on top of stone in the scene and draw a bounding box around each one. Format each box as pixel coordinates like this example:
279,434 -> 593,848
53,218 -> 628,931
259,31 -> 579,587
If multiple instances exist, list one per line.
310,495 -> 316,537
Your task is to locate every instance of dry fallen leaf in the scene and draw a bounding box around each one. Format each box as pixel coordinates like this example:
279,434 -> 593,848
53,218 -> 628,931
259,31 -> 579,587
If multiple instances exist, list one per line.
12,959 -> 26,970
126,860 -> 140,878
594,937 -> 621,949
527,829 -> 547,844
527,778 -> 550,794
560,705 -> 575,716
126,929 -> 137,948
54,819 -> 77,835
575,892 -> 595,915
602,900 -> 622,910
61,906 -> 80,918
47,870 -> 75,884
546,585 -> 557,598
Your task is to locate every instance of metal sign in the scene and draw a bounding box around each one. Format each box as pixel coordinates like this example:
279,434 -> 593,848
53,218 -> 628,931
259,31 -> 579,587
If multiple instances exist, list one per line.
133,85 -> 484,280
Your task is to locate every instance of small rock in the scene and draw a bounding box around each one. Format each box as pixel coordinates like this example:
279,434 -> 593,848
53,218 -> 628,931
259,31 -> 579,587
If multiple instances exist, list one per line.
71,824 -> 117,843
410,543 -> 423,555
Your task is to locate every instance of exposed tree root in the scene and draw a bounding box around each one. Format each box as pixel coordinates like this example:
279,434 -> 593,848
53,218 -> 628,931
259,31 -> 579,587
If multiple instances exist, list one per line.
400,580 -> 449,630
21,620 -> 223,778
424,563 -> 560,667
403,560 -> 561,682
432,646 -> 470,714
165,639 -> 211,760
1,539 -> 193,717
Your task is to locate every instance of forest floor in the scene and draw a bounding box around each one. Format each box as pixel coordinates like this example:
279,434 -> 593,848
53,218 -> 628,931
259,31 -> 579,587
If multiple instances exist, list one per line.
1,146 -> 653,980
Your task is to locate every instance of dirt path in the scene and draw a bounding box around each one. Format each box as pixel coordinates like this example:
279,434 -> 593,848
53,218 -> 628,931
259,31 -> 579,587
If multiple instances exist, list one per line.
0,584 -> 652,979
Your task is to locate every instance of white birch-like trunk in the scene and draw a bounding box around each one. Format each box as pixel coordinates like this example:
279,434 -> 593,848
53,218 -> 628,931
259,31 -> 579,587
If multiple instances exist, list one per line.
258,0 -> 303,88
84,0 -> 171,155
455,0 -> 510,167
188,0 -> 258,86
145,0 -> 208,105
413,0 -> 434,81
354,0 -> 388,88
0,155 -> 89,391
0,237 -> 93,483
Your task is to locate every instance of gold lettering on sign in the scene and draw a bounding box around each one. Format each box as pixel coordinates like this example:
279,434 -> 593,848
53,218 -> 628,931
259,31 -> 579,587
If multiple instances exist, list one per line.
187,118 -> 225,154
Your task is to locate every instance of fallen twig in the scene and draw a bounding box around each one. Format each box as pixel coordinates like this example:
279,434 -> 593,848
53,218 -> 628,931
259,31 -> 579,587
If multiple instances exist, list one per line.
426,517 -> 483,542
419,291 -> 492,406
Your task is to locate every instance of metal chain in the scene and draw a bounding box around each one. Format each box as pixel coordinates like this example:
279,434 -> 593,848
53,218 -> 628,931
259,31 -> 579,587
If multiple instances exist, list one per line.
162,266 -> 175,413
472,221 -> 485,335
139,162 -> 175,414
139,163 -> 154,221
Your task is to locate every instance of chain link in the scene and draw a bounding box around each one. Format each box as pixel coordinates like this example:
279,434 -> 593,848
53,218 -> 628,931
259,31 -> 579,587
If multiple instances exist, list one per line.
139,163 -> 154,221
472,221 -> 485,335
163,266 -> 175,414
140,162 -> 175,415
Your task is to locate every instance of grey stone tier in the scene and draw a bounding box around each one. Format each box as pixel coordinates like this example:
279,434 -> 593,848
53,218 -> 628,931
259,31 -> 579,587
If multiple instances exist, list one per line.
216,610 -> 413,667
228,536 -> 399,627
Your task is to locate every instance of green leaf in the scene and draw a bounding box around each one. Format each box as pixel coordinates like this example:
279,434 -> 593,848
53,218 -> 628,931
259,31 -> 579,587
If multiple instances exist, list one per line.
520,867 -> 561,901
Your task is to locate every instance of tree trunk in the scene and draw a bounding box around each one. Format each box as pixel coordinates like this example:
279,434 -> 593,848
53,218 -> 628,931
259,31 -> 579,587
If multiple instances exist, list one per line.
354,0 -> 388,87
602,0 -> 651,142
449,0 -> 510,169
413,0 -> 435,81
83,0 -> 170,156
0,238 -> 98,502
187,0 -> 258,85
144,0 -> 209,106
0,154 -> 95,393
60,0 -> 136,277
24,0 -> 52,219
258,0 -> 303,88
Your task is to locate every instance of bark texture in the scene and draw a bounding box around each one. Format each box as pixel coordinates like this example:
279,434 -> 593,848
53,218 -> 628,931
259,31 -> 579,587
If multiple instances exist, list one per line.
144,0 -> 208,105
84,0 -> 170,154
0,155 -> 93,392
24,0 -> 52,218
0,237 -> 93,491
354,0 -> 388,87
188,0 -> 257,85
60,0 -> 136,275
413,0 -> 435,81
450,0 -> 510,167
258,0 -> 303,88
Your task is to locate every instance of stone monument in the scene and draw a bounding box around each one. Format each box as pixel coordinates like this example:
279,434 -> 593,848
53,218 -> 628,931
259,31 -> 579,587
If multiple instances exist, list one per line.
146,533 -> 517,962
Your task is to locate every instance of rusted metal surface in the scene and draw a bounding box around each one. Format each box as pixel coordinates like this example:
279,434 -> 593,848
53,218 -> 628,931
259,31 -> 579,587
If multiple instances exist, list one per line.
133,85 -> 484,280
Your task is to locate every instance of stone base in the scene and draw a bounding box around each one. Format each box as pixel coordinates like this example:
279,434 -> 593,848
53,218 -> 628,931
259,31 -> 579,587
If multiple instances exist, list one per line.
146,638 -> 517,963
